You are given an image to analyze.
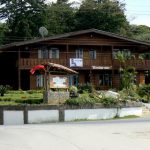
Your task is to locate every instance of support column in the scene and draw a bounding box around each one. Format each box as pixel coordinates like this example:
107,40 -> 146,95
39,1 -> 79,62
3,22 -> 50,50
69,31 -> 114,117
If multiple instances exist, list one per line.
0,107 -> 3,125
111,45 -> 114,88
18,49 -> 21,89
66,44 -> 69,67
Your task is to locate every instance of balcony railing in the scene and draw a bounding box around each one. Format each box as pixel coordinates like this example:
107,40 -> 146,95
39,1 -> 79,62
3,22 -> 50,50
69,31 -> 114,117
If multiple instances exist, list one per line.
113,59 -> 150,70
19,55 -> 150,70
19,57 -> 112,69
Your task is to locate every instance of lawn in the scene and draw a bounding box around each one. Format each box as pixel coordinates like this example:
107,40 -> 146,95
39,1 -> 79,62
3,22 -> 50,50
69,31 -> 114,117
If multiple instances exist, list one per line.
0,90 -> 43,105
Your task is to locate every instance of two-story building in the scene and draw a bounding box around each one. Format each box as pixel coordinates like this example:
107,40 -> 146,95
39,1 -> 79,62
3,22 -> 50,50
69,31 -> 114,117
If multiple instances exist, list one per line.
0,29 -> 150,90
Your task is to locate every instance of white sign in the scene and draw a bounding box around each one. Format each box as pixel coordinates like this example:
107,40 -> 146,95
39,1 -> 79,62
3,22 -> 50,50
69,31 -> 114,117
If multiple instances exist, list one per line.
70,58 -> 83,67
50,75 -> 68,88
92,66 -> 112,69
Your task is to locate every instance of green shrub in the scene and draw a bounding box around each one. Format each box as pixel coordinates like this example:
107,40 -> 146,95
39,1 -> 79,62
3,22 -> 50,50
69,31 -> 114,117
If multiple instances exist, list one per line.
100,96 -> 118,107
69,86 -> 78,93
27,90 -> 43,94
15,99 -> 43,104
0,85 -> 9,96
78,83 -> 94,93
138,84 -> 150,102
69,86 -> 78,98
65,94 -> 95,106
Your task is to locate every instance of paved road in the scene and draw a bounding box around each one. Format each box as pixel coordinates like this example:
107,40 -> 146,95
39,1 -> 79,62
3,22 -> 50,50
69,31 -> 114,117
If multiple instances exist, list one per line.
0,117 -> 150,150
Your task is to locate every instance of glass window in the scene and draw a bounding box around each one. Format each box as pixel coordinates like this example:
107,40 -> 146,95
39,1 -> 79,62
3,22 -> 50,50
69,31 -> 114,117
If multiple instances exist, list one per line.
76,48 -> 83,58
99,73 -> 112,86
69,75 -> 78,86
113,49 -> 131,59
89,49 -> 96,59
49,48 -> 59,59
36,75 -> 44,87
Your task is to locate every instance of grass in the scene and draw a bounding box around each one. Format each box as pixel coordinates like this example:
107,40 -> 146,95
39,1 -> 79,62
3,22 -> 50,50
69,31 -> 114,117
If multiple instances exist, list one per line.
114,115 -> 139,119
0,90 -> 43,105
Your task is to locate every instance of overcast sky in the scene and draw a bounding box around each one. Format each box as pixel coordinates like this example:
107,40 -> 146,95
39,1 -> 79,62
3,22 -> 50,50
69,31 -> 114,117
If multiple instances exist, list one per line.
46,0 -> 150,27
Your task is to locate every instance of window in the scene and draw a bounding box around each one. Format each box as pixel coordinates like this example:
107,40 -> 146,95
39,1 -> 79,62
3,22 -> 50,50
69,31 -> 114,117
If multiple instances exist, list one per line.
38,47 -> 59,59
36,75 -> 44,87
113,49 -> 131,59
49,48 -> 59,59
89,49 -> 96,59
69,75 -> 78,86
99,73 -> 112,86
76,48 -> 83,58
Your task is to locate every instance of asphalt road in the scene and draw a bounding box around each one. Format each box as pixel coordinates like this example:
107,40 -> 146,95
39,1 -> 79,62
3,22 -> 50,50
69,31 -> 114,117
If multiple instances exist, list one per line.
0,117 -> 150,150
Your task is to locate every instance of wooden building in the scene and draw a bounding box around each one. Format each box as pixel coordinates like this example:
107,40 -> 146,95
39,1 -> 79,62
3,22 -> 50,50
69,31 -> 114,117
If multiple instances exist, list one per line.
0,29 -> 150,90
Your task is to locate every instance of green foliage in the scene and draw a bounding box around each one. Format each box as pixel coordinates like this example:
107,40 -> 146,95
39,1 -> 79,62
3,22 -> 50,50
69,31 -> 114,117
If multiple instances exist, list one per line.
46,1 -> 75,35
69,86 -> 78,93
138,84 -> 150,102
100,96 -> 118,107
15,99 -> 43,104
0,0 -> 47,42
65,93 -> 95,106
130,25 -> 150,42
0,85 -> 10,96
69,86 -> 78,97
74,0 -> 129,34
78,83 -> 94,93
0,90 -> 43,105
120,67 -> 137,91
119,86 -> 140,102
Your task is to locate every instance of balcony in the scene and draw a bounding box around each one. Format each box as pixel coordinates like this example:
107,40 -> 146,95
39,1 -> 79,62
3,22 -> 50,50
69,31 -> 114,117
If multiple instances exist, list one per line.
19,57 -> 112,70
19,57 -> 150,70
113,59 -> 150,70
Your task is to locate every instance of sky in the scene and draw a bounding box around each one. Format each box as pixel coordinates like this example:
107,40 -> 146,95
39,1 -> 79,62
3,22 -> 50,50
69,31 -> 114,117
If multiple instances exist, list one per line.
46,0 -> 150,27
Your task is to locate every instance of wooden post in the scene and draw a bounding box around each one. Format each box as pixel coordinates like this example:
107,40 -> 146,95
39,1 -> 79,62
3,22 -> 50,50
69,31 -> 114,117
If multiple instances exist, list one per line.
66,44 -> 69,67
111,45 -> 114,88
44,65 -> 50,103
18,49 -> 21,90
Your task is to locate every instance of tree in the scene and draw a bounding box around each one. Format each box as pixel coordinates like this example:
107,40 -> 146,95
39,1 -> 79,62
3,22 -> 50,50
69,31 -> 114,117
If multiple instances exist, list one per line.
74,0 -> 129,34
0,0 -> 47,42
115,51 -> 136,91
129,25 -> 150,42
0,23 -> 8,45
46,0 -> 76,35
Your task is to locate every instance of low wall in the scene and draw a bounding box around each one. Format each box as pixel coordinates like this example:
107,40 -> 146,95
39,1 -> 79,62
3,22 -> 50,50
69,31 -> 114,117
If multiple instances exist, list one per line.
0,105 -> 142,125
44,91 -> 70,104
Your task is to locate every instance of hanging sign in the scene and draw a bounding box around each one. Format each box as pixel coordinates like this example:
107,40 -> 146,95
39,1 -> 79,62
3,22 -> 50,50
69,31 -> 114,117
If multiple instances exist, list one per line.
70,58 -> 83,67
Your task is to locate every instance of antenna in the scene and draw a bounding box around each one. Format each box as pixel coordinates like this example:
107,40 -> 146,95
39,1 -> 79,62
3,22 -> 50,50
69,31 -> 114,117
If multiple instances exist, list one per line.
39,27 -> 48,38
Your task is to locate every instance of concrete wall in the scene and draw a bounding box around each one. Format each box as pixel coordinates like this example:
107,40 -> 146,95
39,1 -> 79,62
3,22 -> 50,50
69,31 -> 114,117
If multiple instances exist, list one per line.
3,111 -> 24,125
118,107 -> 142,117
65,107 -> 142,121
65,109 -> 117,121
0,105 -> 142,125
28,110 -> 59,124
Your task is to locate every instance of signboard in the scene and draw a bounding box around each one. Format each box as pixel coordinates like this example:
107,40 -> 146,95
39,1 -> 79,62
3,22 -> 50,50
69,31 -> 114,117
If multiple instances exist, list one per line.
92,66 -> 112,70
50,75 -> 69,89
70,58 -> 83,67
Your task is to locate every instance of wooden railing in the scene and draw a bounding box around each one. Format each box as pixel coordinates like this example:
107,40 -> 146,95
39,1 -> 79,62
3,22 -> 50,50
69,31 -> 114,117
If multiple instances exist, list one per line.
113,59 -> 150,70
19,57 -> 112,69
19,58 -> 150,70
